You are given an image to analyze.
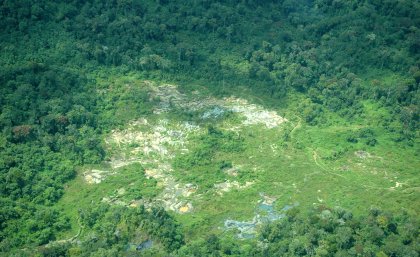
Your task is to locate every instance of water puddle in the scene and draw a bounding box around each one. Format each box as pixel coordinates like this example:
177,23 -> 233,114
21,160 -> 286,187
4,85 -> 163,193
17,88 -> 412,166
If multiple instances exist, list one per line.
224,194 -> 299,239
126,240 -> 153,252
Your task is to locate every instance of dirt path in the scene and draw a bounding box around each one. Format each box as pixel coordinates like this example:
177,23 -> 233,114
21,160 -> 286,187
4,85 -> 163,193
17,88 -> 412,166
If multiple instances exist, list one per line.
290,115 -> 380,184
290,115 -> 302,139
48,217 -> 84,246
311,142 -> 394,191
288,116 -> 334,177
312,150 -> 329,172
312,150 -> 346,179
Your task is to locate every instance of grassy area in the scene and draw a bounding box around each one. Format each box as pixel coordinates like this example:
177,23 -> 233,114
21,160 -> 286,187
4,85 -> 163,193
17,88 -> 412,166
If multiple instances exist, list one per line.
54,76 -> 419,244
55,163 -> 159,239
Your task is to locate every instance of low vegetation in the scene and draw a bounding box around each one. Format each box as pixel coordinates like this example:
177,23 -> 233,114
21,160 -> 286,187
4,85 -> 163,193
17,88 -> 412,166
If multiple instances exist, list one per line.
0,0 -> 418,256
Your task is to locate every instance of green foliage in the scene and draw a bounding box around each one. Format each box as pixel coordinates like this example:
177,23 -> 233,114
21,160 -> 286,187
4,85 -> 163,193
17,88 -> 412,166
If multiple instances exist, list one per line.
70,204 -> 184,256
0,50 -> 103,252
173,126 -> 244,190
174,206 -> 419,257
344,127 -> 379,146
256,206 -> 419,257
0,0 -> 419,255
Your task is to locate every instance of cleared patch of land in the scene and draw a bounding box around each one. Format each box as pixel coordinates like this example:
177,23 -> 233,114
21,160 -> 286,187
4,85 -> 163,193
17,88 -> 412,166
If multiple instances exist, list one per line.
56,79 -> 419,242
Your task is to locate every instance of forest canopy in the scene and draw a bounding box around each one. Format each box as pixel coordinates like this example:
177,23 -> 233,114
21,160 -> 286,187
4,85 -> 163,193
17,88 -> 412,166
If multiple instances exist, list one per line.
0,0 -> 419,256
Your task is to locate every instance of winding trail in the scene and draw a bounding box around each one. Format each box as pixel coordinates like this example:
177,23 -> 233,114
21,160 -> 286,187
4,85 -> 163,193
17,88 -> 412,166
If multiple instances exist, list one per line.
47,217 -> 84,246
69,218 -> 84,242
288,115 -> 392,190
287,115 -> 303,145
312,150 -> 346,179
290,115 -> 302,138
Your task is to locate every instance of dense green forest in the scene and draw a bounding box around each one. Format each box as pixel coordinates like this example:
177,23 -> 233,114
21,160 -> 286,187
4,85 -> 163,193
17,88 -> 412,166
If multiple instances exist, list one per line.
0,0 -> 419,256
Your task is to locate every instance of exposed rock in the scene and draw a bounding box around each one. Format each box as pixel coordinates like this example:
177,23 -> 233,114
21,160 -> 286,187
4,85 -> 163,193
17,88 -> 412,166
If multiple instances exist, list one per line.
84,169 -> 114,184
214,180 -> 254,195
390,181 -> 406,190
224,167 -> 239,177
97,83 -> 288,215
354,150 -> 371,159
178,203 -> 193,213
222,97 -> 287,129
224,194 -> 295,239
202,106 -> 226,119
260,193 -> 277,205
148,84 -> 288,129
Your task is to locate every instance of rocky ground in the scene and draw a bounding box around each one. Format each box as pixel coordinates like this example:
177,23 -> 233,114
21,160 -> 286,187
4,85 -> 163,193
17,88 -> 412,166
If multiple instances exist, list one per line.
83,83 -> 288,215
